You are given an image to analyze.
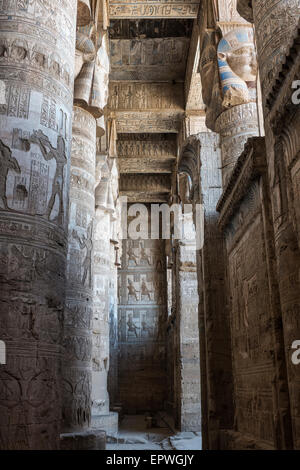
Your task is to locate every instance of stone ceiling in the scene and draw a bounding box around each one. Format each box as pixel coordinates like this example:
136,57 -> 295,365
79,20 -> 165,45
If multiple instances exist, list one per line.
109,19 -> 193,81
108,5 -> 203,203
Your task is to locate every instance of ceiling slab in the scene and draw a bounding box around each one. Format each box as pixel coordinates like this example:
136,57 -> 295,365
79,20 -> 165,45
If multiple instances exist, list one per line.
110,37 -> 190,81
109,19 -> 193,38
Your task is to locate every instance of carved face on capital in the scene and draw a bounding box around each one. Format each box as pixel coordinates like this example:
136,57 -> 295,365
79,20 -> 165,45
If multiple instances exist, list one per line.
217,29 -> 258,83
220,43 -> 257,82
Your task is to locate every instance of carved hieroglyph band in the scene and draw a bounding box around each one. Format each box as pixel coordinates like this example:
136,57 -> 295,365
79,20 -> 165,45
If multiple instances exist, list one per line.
109,1 -> 199,18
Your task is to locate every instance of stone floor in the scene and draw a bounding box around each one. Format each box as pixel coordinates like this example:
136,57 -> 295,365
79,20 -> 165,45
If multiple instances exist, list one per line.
106,413 -> 202,450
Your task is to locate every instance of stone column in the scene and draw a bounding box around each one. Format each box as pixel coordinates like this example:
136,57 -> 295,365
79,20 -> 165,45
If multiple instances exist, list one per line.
198,4 -> 260,186
174,203 -> 201,432
179,133 -> 234,449
108,186 -> 121,412
215,102 -> 259,186
0,0 -> 77,450
237,0 -> 300,107
91,155 -> 118,435
61,106 -> 104,448
60,0 -> 110,449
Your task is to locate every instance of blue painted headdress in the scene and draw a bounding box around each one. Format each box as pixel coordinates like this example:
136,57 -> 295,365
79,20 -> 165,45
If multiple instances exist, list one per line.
217,28 -> 255,108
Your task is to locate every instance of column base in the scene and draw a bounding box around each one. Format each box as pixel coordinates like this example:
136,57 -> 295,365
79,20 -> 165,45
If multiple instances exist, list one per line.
91,411 -> 118,434
60,429 -> 106,450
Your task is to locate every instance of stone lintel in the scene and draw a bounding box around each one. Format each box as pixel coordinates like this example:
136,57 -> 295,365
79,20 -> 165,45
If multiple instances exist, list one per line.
120,191 -> 170,203
109,82 -> 184,112
109,1 -> 199,19
115,111 -> 183,133
216,137 -> 267,230
119,157 -> 175,174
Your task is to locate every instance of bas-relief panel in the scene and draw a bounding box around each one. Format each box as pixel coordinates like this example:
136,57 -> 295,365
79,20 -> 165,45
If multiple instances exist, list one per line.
119,158 -> 174,174
117,137 -> 176,158
118,238 -> 167,412
225,182 -> 276,445
1,128 -> 68,224
119,174 -> 171,192
110,37 -> 189,80
109,83 -> 184,111
109,0 -> 199,19
251,0 -> 300,100
110,38 -> 190,67
116,112 -> 182,133
0,0 -> 77,450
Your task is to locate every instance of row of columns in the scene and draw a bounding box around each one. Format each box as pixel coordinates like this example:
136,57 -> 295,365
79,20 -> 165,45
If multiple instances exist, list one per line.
61,0 -> 118,447
0,0 -> 118,450
0,0 -> 77,450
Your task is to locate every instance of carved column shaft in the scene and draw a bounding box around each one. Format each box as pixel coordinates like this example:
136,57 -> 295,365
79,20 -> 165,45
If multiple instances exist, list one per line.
92,205 -> 111,415
175,235 -> 201,432
0,0 -> 77,450
179,132 -> 234,449
249,0 -> 300,108
62,106 -> 96,433
216,103 -> 259,186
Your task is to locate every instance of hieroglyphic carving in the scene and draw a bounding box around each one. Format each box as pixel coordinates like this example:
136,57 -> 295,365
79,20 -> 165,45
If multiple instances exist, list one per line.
0,0 -> 77,449
109,0 -> 199,19
215,102 -> 259,186
0,84 -> 30,118
116,111 -> 182,133
118,237 -> 167,412
119,158 -> 174,174
244,0 -> 300,104
262,24 -> 300,448
217,137 -> 293,449
109,82 -> 184,111
62,106 -> 96,434
120,174 -> 171,192
110,37 -> 190,81
117,134 -> 177,158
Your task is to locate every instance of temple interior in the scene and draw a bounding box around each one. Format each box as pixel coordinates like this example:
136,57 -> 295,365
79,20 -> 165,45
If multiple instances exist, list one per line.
0,0 -> 300,451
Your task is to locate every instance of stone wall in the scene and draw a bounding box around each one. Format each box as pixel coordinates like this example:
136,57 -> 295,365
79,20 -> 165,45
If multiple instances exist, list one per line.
118,236 -> 168,413
237,2 -> 300,449
217,137 -> 292,449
